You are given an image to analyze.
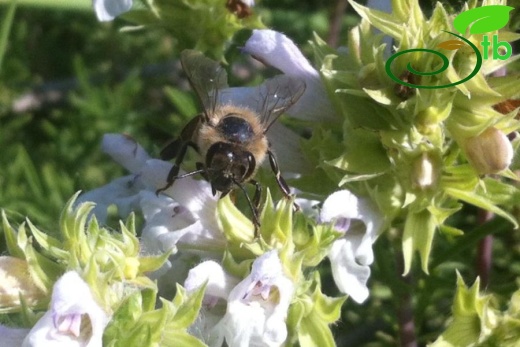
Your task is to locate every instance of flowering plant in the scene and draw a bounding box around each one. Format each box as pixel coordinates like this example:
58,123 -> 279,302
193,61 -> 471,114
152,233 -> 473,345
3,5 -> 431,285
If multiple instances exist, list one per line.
1,0 -> 520,346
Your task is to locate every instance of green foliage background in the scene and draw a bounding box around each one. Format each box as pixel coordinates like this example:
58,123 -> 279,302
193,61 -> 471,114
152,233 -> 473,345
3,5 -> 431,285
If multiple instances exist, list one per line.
1,0 -> 520,346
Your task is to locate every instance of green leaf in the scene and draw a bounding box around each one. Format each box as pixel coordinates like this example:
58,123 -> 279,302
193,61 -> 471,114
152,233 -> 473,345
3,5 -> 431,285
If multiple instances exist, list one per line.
0,0 -> 16,75
328,127 -> 391,175
445,187 -> 518,229
453,5 -> 514,35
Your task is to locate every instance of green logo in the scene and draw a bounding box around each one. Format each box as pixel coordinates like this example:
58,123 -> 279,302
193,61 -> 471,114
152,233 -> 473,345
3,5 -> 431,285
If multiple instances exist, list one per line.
385,5 -> 515,89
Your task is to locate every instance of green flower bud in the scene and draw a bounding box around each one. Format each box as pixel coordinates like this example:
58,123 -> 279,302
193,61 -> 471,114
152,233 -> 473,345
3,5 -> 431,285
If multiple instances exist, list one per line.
411,152 -> 440,190
464,127 -> 513,174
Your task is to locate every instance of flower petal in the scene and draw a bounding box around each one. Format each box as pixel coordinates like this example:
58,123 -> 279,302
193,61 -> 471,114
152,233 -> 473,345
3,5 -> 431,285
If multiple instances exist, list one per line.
184,261 -> 240,300
328,238 -> 370,303
244,29 -> 317,77
243,29 -> 336,121
76,175 -> 143,223
320,189 -> 383,239
320,190 -> 384,303
139,159 -> 220,233
223,251 -> 294,346
22,271 -> 109,347
93,0 -> 133,21
102,134 -> 151,173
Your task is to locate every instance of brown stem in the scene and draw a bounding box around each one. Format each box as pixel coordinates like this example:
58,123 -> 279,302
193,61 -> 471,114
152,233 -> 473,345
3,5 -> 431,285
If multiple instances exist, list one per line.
396,252 -> 417,347
327,0 -> 349,47
476,210 -> 494,288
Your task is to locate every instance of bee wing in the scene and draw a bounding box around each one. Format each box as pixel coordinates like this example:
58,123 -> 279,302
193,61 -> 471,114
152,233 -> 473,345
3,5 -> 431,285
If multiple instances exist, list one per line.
180,50 -> 229,122
256,75 -> 306,133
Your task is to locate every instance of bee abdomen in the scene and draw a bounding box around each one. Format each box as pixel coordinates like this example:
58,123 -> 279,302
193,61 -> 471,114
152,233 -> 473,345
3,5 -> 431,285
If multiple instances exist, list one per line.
217,115 -> 255,143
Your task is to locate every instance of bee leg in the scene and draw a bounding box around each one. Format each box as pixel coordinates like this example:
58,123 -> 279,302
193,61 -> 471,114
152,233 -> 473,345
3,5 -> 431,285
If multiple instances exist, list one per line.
156,141 -> 193,195
249,179 -> 262,237
196,162 -> 209,180
233,180 -> 261,236
159,138 -> 182,161
267,150 -> 300,211
249,179 -> 262,213
157,115 -> 202,195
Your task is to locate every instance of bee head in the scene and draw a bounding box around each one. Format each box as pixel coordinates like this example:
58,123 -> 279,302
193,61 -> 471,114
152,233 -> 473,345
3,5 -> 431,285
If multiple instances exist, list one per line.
206,142 -> 256,192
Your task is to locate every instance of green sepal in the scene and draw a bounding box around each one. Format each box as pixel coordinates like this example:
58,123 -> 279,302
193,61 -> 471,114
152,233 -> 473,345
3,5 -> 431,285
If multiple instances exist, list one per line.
138,251 -> 172,274
438,224 -> 465,237
103,288 -> 162,347
217,194 -> 254,243
166,283 -> 206,330
22,241 -> 64,293
258,189 -> 293,248
293,220 -> 338,268
478,289 -> 520,346
60,191 -> 90,245
348,0 -> 408,42
222,250 -> 254,278
123,0 -> 264,60
104,284 -> 206,347
26,219 -> 67,259
289,272 -> 346,347
2,210 -> 24,259
160,331 -> 207,347
429,273 -> 490,347
402,208 -> 436,275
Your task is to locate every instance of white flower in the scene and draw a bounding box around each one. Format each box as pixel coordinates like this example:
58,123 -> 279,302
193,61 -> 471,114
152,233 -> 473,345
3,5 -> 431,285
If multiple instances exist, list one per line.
93,0 -> 132,21
78,134 -> 225,296
102,133 -> 151,172
217,29 -> 336,173
76,134 -> 150,222
242,29 -> 336,122
185,251 -> 294,347
320,190 -> 384,303
79,134 -> 223,254
139,159 -> 224,254
22,271 -> 109,347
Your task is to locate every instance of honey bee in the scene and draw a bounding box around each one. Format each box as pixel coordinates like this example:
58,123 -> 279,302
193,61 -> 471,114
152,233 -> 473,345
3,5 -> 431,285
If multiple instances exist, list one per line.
157,50 -> 305,228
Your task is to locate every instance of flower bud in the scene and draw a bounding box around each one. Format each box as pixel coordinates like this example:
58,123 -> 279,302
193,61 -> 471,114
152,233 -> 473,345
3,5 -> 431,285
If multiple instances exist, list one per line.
0,256 -> 45,309
464,127 -> 513,174
411,152 -> 439,189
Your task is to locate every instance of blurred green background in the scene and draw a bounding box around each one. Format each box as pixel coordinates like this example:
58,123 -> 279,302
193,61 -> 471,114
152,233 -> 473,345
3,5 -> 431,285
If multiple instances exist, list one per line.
0,0 -> 358,228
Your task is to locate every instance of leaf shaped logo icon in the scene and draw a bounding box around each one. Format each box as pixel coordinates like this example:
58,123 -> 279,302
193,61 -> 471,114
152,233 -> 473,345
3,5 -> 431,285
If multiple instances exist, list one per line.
437,40 -> 465,50
453,5 -> 514,35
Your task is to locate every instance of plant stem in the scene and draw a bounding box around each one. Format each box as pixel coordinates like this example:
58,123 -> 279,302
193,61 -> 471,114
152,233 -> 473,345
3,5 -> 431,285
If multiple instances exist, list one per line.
476,210 -> 493,288
327,0 -> 348,47
396,250 -> 417,347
